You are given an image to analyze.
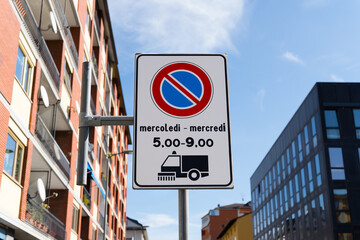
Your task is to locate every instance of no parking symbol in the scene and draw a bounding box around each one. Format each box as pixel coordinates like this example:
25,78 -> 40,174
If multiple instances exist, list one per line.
151,62 -> 213,118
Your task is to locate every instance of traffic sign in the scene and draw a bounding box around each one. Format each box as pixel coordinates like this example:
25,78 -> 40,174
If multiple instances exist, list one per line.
134,54 -> 233,189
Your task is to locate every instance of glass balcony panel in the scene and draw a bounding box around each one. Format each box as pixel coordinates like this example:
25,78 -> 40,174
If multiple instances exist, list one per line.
35,115 -> 70,179
26,197 -> 66,240
52,0 -> 79,66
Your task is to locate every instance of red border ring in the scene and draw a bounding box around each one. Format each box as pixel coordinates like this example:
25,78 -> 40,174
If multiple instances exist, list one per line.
151,62 -> 213,118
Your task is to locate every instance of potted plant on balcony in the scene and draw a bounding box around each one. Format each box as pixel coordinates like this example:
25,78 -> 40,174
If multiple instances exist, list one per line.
83,194 -> 90,208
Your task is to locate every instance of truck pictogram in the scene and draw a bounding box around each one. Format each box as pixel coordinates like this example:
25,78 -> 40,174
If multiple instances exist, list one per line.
157,151 -> 209,181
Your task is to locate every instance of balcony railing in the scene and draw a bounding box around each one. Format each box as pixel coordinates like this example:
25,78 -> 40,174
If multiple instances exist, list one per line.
35,115 -> 70,179
90,98 -> 97,115
13,0 -> 60,91
94,12 -> 100,40
82,187 -> 91,209
51,0 -> 79,67
106,223 -> 110,237
26,197 -> 66,240
92,55 -> 99,78
88,143 -> 95,161
101,172 -> 107,189
99,211 -> 105,230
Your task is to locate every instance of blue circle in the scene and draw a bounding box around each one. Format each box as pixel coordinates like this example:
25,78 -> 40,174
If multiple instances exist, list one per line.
161,71 -> 202,108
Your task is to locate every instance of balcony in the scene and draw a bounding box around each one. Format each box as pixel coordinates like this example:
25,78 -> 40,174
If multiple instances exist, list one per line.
115,203 -> 119,215
26,197 -> 66,240
93,12 -> 101,42
101,172 -> 107,189
82,187 -> 91,210
99,211 -> 105,230
51,0 -> 79,67
35,115 -> 70,179
12,0 -> 60,91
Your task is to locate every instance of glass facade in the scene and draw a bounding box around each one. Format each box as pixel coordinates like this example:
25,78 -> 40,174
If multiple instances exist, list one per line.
251,84 -> 360,240
251,113 -> 327,240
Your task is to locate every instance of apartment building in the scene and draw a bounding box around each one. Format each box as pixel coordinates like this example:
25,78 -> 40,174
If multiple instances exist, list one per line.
216,213 -> 253,240
251,83 -> 360,240
0,0 -> 131,239
201,202 -> 252,240
125,217 -> 148,240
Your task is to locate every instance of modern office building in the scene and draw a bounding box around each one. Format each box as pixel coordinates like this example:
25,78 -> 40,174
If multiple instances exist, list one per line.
202,202 -> 252,240
0,0 -> 130,239
250,83 -> 360,240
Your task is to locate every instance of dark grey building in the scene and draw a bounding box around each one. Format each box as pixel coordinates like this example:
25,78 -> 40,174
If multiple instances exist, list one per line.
250,83 -> 360,240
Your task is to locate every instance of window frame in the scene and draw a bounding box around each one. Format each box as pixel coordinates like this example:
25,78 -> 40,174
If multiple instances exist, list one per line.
3,130 -> 25,184
71,205 -> 80,233
324,110 -> 341,139
14,43 -> 35,96
63,59 -> 73,93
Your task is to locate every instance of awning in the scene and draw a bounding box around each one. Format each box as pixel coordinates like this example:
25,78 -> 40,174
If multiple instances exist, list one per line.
87,162 -> 106,198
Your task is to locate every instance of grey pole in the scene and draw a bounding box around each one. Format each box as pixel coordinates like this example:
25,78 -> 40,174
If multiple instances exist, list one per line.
77,62 -> 92,185
179,189 -> 189,240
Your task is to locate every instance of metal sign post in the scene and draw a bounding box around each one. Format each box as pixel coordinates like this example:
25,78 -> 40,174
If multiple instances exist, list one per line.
77,62 -> 133,185
178,189 -> 189,240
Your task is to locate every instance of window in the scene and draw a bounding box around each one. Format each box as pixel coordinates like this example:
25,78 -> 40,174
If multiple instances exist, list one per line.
334,189 -> 351,223
286,148 -> 291,174
63,60 -> 72,92
311,116 -> 318,147
209,210 -> 219,216
353,109 -> 360,139
272,166 -> 276,190
329,148 -> 345,180
324,110 -> 340,139
281,155 -> 286,180
338,233 -> 353,240
72,205 -> 79,232
289,179 -> 294,207
308,161 -> 314,192
92,228 -> 97,240
315,154 -> 322,186
319,194 -> 326,227
294,174 -> 300,203
311,199 -> 317,231
292,141 -> 297,168
4,131 -> 24,183
301,168 -> 306,198
15,46 -> 33,94
304,125 -> 310,155
86,9 -> 92,34
298,133 -> 303,162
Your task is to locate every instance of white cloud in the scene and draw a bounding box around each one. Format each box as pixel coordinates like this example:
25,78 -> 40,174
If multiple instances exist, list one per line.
140,213 -> 177,228
330,74 -> 345,82
108,0 -> 245,52
282,51 -> 304,65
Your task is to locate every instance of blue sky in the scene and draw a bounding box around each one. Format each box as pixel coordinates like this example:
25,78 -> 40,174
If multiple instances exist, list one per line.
107,0 -> 360,239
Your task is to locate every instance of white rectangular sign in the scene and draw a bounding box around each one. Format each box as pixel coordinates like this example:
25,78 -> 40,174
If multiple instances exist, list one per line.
133,54 -> 233,189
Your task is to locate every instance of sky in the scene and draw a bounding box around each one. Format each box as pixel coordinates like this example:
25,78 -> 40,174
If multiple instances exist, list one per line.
107,0 -> 360,239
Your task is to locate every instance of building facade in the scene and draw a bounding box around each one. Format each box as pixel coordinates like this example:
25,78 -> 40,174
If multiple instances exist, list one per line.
202,203 -> 252,240
126,217 -> 148,240
250,83 -> 360,240
0,0 -> 130,239
216,213 -> 253,240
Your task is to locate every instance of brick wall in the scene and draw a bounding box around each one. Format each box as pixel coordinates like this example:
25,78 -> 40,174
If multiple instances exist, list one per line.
0,0 -> 20,103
